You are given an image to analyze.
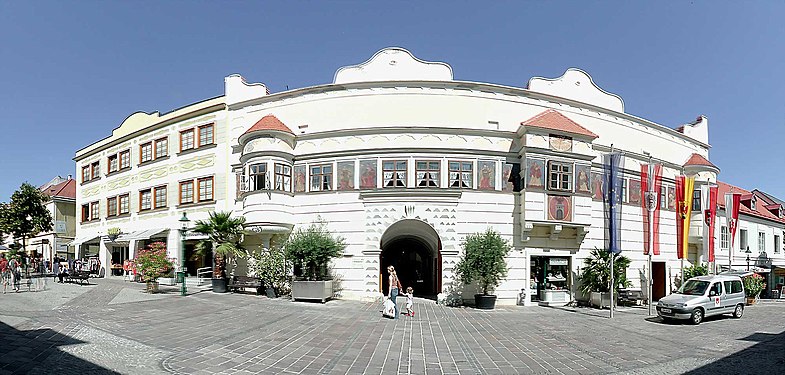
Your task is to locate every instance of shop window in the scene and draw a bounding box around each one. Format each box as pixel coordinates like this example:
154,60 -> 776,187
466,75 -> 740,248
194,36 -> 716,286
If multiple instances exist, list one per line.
449,161 -> 472,188
274,163 -> 291,192
547,161 -> 572,192
311,164 -> 332,191
416,160 -> 440,187
383,160 -> 407,188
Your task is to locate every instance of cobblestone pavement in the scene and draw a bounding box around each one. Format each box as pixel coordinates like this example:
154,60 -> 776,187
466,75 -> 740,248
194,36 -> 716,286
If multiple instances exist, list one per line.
1,278 -> 784,374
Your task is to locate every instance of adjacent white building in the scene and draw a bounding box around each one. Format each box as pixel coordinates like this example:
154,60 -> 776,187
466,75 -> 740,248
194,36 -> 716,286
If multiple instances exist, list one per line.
72,47 -> 785,304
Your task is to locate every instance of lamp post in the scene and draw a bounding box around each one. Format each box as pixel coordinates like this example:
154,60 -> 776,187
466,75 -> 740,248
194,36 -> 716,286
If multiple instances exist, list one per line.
179,213 -> 190,296
745,246 -> 751,271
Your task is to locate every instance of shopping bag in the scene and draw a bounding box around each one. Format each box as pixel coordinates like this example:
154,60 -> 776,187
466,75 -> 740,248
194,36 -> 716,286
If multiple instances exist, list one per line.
382,298 -> 395,318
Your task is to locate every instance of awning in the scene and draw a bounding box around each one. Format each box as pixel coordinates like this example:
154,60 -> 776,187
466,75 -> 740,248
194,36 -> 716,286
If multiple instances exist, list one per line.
123,229 -> 169,241
66,235 -> 100,246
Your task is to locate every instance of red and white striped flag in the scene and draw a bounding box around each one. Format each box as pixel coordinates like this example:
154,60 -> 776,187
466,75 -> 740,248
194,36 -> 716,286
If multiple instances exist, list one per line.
641,163 -> 662,255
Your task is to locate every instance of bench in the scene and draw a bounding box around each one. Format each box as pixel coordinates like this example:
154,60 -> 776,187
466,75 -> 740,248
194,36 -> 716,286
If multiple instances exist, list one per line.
228,275 -> 263,295
64,271 -> 91,285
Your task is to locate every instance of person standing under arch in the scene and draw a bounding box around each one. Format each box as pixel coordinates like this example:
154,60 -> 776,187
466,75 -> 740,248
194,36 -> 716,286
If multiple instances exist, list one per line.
387,265 -> 402,319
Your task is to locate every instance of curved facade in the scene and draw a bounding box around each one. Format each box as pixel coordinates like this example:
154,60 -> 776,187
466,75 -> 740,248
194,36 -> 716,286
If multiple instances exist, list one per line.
74,48 -> 785,304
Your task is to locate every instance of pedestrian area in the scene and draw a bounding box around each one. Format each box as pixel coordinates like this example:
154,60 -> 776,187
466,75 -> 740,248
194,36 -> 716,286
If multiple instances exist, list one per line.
1,278 -> 784,375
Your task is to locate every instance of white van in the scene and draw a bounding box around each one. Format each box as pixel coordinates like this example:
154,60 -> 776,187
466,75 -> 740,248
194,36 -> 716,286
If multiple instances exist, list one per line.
656,274 -> 746,324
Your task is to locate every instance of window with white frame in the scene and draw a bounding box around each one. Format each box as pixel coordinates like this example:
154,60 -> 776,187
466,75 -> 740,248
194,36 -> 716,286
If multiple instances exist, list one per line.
90,201 -> 99,221
180,129 -> 195,151
249,163 -> 267,191
740,229 -> 748,250
775,234 -> 781,254
758,232 -> 765,252
198,124 -> 214,147
311,164 -> 332,191
179,181 -> 194,204
108,155 -> 118,174
548,161 -> 572,192
383,160 -> 407,188
119,150 -> 130,170
720,226 -> 729,250
154,137 -> 168,159
274,163 -> 291,192
416,160 -> 439,187
449,161 -> 472,188
119,194 -> 129,214
660,186 -> 667,209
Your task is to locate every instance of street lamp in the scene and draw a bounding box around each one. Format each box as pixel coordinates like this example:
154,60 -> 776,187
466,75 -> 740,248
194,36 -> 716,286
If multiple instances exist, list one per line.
179,212 -> 190,296
745,246 -> 751,271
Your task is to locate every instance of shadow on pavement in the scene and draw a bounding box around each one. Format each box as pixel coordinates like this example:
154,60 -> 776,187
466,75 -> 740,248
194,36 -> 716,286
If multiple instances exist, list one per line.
684,331 -> 785,374
0,321 -> 118,374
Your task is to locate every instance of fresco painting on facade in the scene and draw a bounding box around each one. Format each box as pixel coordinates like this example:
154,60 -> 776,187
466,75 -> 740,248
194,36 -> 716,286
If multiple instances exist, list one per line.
547,195 -> 572,221
549,134 -> 572,152
337,161 -> 355,191
477,161 -> 495,190
575,165 -> 591,195
591,171 -> 603,201
359,159 -> 377,189
628,179 -> 642,205
293,165 -> 306,193
502,163 -> 515,192
526,158 -> 545,190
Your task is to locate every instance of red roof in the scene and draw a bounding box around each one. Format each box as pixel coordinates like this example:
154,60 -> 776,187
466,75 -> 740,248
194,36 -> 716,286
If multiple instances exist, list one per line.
521,110 -> 598,139
243,115 -> 294,136
43,179 -> 76,199
717,181 -> 784,223
683,153 -> 719,170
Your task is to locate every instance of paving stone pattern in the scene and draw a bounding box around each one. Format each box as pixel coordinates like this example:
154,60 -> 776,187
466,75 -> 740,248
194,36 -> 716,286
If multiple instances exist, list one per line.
1,278 -> 784,374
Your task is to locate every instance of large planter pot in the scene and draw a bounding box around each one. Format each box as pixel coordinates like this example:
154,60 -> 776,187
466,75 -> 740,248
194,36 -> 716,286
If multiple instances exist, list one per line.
292,280 -> 333,303
146,281 -> 159,294
590,292 -> 612,309
475,294 -> 497,310
212,278 -> 228,293
746,296 -> 758,305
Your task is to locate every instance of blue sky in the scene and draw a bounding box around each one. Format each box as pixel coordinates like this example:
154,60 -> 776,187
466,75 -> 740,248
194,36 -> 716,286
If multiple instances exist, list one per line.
1,2 -> 783,201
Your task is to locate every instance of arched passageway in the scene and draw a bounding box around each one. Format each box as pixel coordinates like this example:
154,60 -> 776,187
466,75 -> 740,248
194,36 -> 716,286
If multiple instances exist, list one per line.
379,219 -> 441,299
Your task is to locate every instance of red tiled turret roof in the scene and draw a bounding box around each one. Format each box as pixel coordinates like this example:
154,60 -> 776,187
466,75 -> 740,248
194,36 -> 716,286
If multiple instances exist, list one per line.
243,115 -> 294,136
521,109 -> 598,139
683,153 -> 719,170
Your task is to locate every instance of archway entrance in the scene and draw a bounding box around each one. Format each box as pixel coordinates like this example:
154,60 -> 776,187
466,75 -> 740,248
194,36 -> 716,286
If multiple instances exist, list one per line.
379,219 -> 441,299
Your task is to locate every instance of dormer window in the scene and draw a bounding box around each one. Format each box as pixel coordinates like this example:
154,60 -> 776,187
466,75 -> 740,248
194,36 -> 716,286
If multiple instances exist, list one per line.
751,196 -> 757,210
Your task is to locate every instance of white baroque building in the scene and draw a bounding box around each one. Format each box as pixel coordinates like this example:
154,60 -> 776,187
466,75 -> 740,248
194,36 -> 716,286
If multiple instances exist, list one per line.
73,47 -> 785,304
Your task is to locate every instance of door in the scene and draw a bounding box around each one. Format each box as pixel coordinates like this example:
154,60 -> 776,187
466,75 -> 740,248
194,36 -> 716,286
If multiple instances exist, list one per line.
652,262 -> 666,302
706,282 -> 723,316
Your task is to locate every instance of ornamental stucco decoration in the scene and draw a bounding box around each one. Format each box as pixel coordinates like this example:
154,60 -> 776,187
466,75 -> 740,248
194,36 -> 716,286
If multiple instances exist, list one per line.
528,68 -> 624,113
334,47 -> 453,84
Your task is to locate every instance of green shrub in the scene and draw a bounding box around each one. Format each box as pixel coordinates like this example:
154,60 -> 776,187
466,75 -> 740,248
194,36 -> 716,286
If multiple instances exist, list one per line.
579,248 -> 631,295
455,229 -> 511,295
284,221 -> 345,281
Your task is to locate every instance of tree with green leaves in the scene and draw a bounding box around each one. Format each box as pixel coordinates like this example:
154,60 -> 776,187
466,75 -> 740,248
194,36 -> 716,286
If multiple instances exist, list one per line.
2,183 -> 53,255
283,220 -> 345,281
579,248 -> 632,295
455,229 -> 512,295
192,211 -> 246,279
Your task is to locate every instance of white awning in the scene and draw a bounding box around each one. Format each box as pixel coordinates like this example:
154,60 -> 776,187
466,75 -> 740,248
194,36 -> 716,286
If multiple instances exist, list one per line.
66,235 -> 100,246
122,229 -> 169,241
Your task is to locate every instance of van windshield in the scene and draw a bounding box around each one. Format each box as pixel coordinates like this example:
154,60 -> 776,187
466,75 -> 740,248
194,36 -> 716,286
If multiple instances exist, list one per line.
677,280 -> 709,296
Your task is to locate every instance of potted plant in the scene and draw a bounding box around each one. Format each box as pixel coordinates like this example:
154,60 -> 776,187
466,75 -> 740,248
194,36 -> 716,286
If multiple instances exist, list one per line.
284,220 -> 345,303
247,245 -> 291,298
454,229 -> 511,309
192,211 -> 246,293
743,273 -> 765,305
579,248 -> 631,309
133,242 -> 174,293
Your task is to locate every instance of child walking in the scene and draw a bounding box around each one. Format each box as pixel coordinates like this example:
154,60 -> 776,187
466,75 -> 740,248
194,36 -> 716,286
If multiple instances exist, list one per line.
403,286 -> 415,317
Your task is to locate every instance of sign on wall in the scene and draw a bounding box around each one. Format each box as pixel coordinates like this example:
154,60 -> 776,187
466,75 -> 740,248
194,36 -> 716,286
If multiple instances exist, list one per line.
55,221 -> 67,234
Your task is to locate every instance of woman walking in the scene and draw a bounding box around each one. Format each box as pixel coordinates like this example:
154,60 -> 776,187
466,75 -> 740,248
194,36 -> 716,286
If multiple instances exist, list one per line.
387,265 -> 402,319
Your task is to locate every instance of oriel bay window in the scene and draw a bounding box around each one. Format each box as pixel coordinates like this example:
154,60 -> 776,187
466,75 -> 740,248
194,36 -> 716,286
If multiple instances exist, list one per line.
274,163 -> 291,192
548,161 -> 572,192
383,160 -> 407,187
416,160 -> 440,187
311,164 -> 332,191
449,161 -> 472,188
250,163 -> 267,191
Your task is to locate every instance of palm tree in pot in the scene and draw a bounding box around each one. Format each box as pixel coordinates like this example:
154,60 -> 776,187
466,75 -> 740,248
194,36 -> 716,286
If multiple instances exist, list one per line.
455,229 -> 511,309
579,248 -> 631,308
193,211 -> 246,293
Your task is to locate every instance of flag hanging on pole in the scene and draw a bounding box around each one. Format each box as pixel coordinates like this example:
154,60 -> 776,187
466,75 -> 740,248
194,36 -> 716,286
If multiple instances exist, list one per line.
641,163 -> 662,255
675,175 -> 695,260
702,185 -> 718,262
603,152 -> 624,254
725,192 -> 742,262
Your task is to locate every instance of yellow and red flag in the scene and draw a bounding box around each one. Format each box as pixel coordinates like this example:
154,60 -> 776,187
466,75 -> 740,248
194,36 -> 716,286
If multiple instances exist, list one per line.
675,175 -> 695,259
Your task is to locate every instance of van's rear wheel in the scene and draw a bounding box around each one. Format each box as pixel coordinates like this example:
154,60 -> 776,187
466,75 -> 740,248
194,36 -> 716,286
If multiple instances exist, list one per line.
690,308 -> 703,325
733,304 -> 744,318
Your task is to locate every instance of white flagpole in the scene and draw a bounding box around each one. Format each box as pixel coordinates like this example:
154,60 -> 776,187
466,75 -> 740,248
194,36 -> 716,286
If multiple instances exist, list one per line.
647,160 -> 654,316
609,145 -> 615,319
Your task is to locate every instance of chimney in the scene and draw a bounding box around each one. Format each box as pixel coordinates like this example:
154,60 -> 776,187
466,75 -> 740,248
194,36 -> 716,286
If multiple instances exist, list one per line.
67,174 -> 72,180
